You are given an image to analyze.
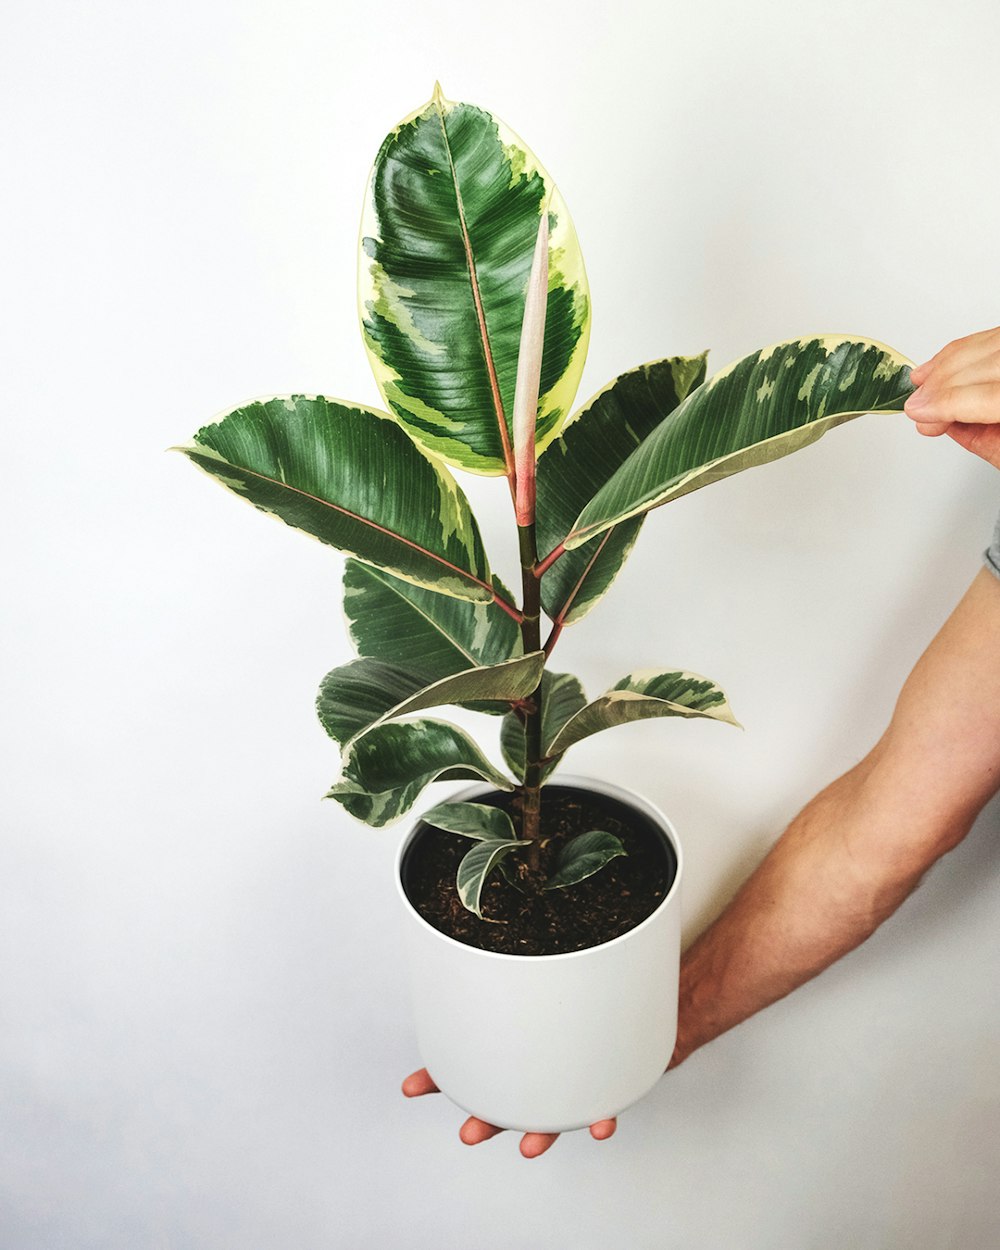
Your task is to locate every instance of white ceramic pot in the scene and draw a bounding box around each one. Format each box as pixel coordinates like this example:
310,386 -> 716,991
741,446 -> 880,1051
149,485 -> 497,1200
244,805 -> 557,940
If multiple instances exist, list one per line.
394,775 -> 682,1133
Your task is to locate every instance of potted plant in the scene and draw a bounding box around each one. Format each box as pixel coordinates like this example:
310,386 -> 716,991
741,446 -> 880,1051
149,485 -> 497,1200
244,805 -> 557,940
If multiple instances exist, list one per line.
178,85 -> 915,1133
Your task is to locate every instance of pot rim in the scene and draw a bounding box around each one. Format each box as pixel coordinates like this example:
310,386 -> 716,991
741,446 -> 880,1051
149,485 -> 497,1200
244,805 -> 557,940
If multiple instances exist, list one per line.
394,772 -> 683,963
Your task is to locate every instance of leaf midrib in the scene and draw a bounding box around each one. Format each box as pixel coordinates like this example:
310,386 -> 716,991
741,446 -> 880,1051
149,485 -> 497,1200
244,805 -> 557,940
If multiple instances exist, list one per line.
189,446 -> 494,600
355,565 -> 481,668
433,95 -> 514,479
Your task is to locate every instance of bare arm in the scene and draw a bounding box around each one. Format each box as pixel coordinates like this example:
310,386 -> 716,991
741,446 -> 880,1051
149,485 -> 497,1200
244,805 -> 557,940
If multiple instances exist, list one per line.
671,566 -> 1000,1066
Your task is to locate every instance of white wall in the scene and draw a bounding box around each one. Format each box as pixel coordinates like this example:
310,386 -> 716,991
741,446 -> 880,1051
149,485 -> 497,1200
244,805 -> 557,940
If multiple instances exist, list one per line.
3,1 -> 999,1246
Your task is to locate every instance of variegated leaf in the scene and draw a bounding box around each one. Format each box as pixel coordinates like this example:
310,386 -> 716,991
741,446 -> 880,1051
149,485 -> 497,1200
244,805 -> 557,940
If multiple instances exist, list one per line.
563,337 -> 914,549
317,658 -> 425,745
343,560 -> 521,679
545,831 -> 627,891
500,670 -> 588,780
547,669 -> 740,757
421,801 -> 517,841
326,718 -> 513,827
317,652 -> 545,748
537,354 -> 708,625
359,85 -> 590,475
180,396 -> 495,602
457,838 -> 528,918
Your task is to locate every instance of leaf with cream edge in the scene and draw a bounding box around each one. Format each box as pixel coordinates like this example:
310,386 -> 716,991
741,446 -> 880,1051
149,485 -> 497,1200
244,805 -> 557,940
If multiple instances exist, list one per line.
457,839 -> 529,918
358,84 -> 590,476
326,718 -> 514,827
546,669 -> 740,757
342,560 -> 522,679
180,396 -> 504,604
536,354 -> 709,627
316,651 -> 545,748
561,337 -> 915,550
545,831 -> 627,891
500,670 -> 588,780
421,801 -> 518,842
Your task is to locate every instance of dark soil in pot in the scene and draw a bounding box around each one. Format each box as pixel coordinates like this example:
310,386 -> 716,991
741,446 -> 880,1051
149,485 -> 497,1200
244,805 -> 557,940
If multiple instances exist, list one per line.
400,784 -> 676,956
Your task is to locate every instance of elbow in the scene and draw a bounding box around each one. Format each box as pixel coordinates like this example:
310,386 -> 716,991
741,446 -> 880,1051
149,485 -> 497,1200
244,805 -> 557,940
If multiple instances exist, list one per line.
851,729 -> 987,887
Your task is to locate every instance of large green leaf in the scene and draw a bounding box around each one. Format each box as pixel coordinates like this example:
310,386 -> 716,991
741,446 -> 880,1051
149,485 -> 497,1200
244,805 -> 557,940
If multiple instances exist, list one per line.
547,669 -> 740,756
317,652 -> 545,747
563,337 -> 914,549
326,718 -> 513,827
537,355 -> 708,625
342,560 -> 521,679
359,85 -> 590,475
500,670 -> 588,780
180,395 -> 495,602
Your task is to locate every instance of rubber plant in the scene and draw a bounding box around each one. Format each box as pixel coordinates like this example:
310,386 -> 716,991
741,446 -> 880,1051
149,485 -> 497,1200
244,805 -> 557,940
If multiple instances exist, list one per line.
179,86 -> 915,919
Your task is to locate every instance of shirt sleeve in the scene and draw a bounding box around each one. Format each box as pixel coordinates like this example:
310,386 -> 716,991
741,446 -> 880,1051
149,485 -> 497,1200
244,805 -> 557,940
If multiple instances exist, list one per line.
985,510 -> 1000,581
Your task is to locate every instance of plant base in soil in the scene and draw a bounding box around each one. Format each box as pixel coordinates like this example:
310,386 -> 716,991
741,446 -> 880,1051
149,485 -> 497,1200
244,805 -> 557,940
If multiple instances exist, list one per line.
400,784 -> 676,956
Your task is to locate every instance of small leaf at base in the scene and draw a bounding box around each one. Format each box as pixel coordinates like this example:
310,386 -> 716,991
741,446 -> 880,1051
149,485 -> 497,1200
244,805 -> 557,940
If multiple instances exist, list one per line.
544,830 -> 627,890
457,840 -> 529,918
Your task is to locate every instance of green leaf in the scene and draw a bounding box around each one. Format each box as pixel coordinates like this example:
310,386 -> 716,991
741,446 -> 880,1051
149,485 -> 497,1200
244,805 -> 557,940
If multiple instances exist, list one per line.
317,652 -> 545,748
343,559 -> 521,678
537,354 -> 708,624
500,670 -> 588,780
564,337 -> 915,548
545,830 -> 627,890
547,669 -> 740,757
359,85 -> 590,475
180,395 -> 494,602
316,658 -> 426,745
326,718 -> 513,827
421,800 -> 517,841
457,838 -> 527,918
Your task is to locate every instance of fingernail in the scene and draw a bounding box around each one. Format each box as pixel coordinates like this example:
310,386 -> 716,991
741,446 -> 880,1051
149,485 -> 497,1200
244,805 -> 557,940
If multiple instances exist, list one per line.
906,388 -> 928,411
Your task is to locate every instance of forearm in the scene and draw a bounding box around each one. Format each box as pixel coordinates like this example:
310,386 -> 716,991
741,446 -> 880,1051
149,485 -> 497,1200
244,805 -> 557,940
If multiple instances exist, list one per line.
669,756 -> 948,1064
668,568 -> 1000,1067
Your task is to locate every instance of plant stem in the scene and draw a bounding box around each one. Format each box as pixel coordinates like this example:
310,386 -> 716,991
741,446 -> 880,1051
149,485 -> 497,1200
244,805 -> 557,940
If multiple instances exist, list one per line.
518,522 -> 544,871
535,541 -> 566,578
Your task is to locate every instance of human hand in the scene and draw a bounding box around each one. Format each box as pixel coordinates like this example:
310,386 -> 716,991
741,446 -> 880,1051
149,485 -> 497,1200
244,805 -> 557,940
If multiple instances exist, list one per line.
401,1068 -> 618,1157
904,325 -> 1000,469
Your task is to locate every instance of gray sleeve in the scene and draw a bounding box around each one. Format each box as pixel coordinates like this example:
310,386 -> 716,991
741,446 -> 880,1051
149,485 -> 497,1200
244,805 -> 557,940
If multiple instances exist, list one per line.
985,510 -> 1000,581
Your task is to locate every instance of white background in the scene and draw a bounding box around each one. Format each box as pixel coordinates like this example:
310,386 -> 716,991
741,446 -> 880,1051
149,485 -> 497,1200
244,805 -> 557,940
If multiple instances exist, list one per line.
3,1 -> 999,1246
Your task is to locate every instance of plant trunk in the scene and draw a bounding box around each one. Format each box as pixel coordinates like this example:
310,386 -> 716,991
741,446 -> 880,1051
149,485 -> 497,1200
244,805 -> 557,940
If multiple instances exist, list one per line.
518,523 -> 543,873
